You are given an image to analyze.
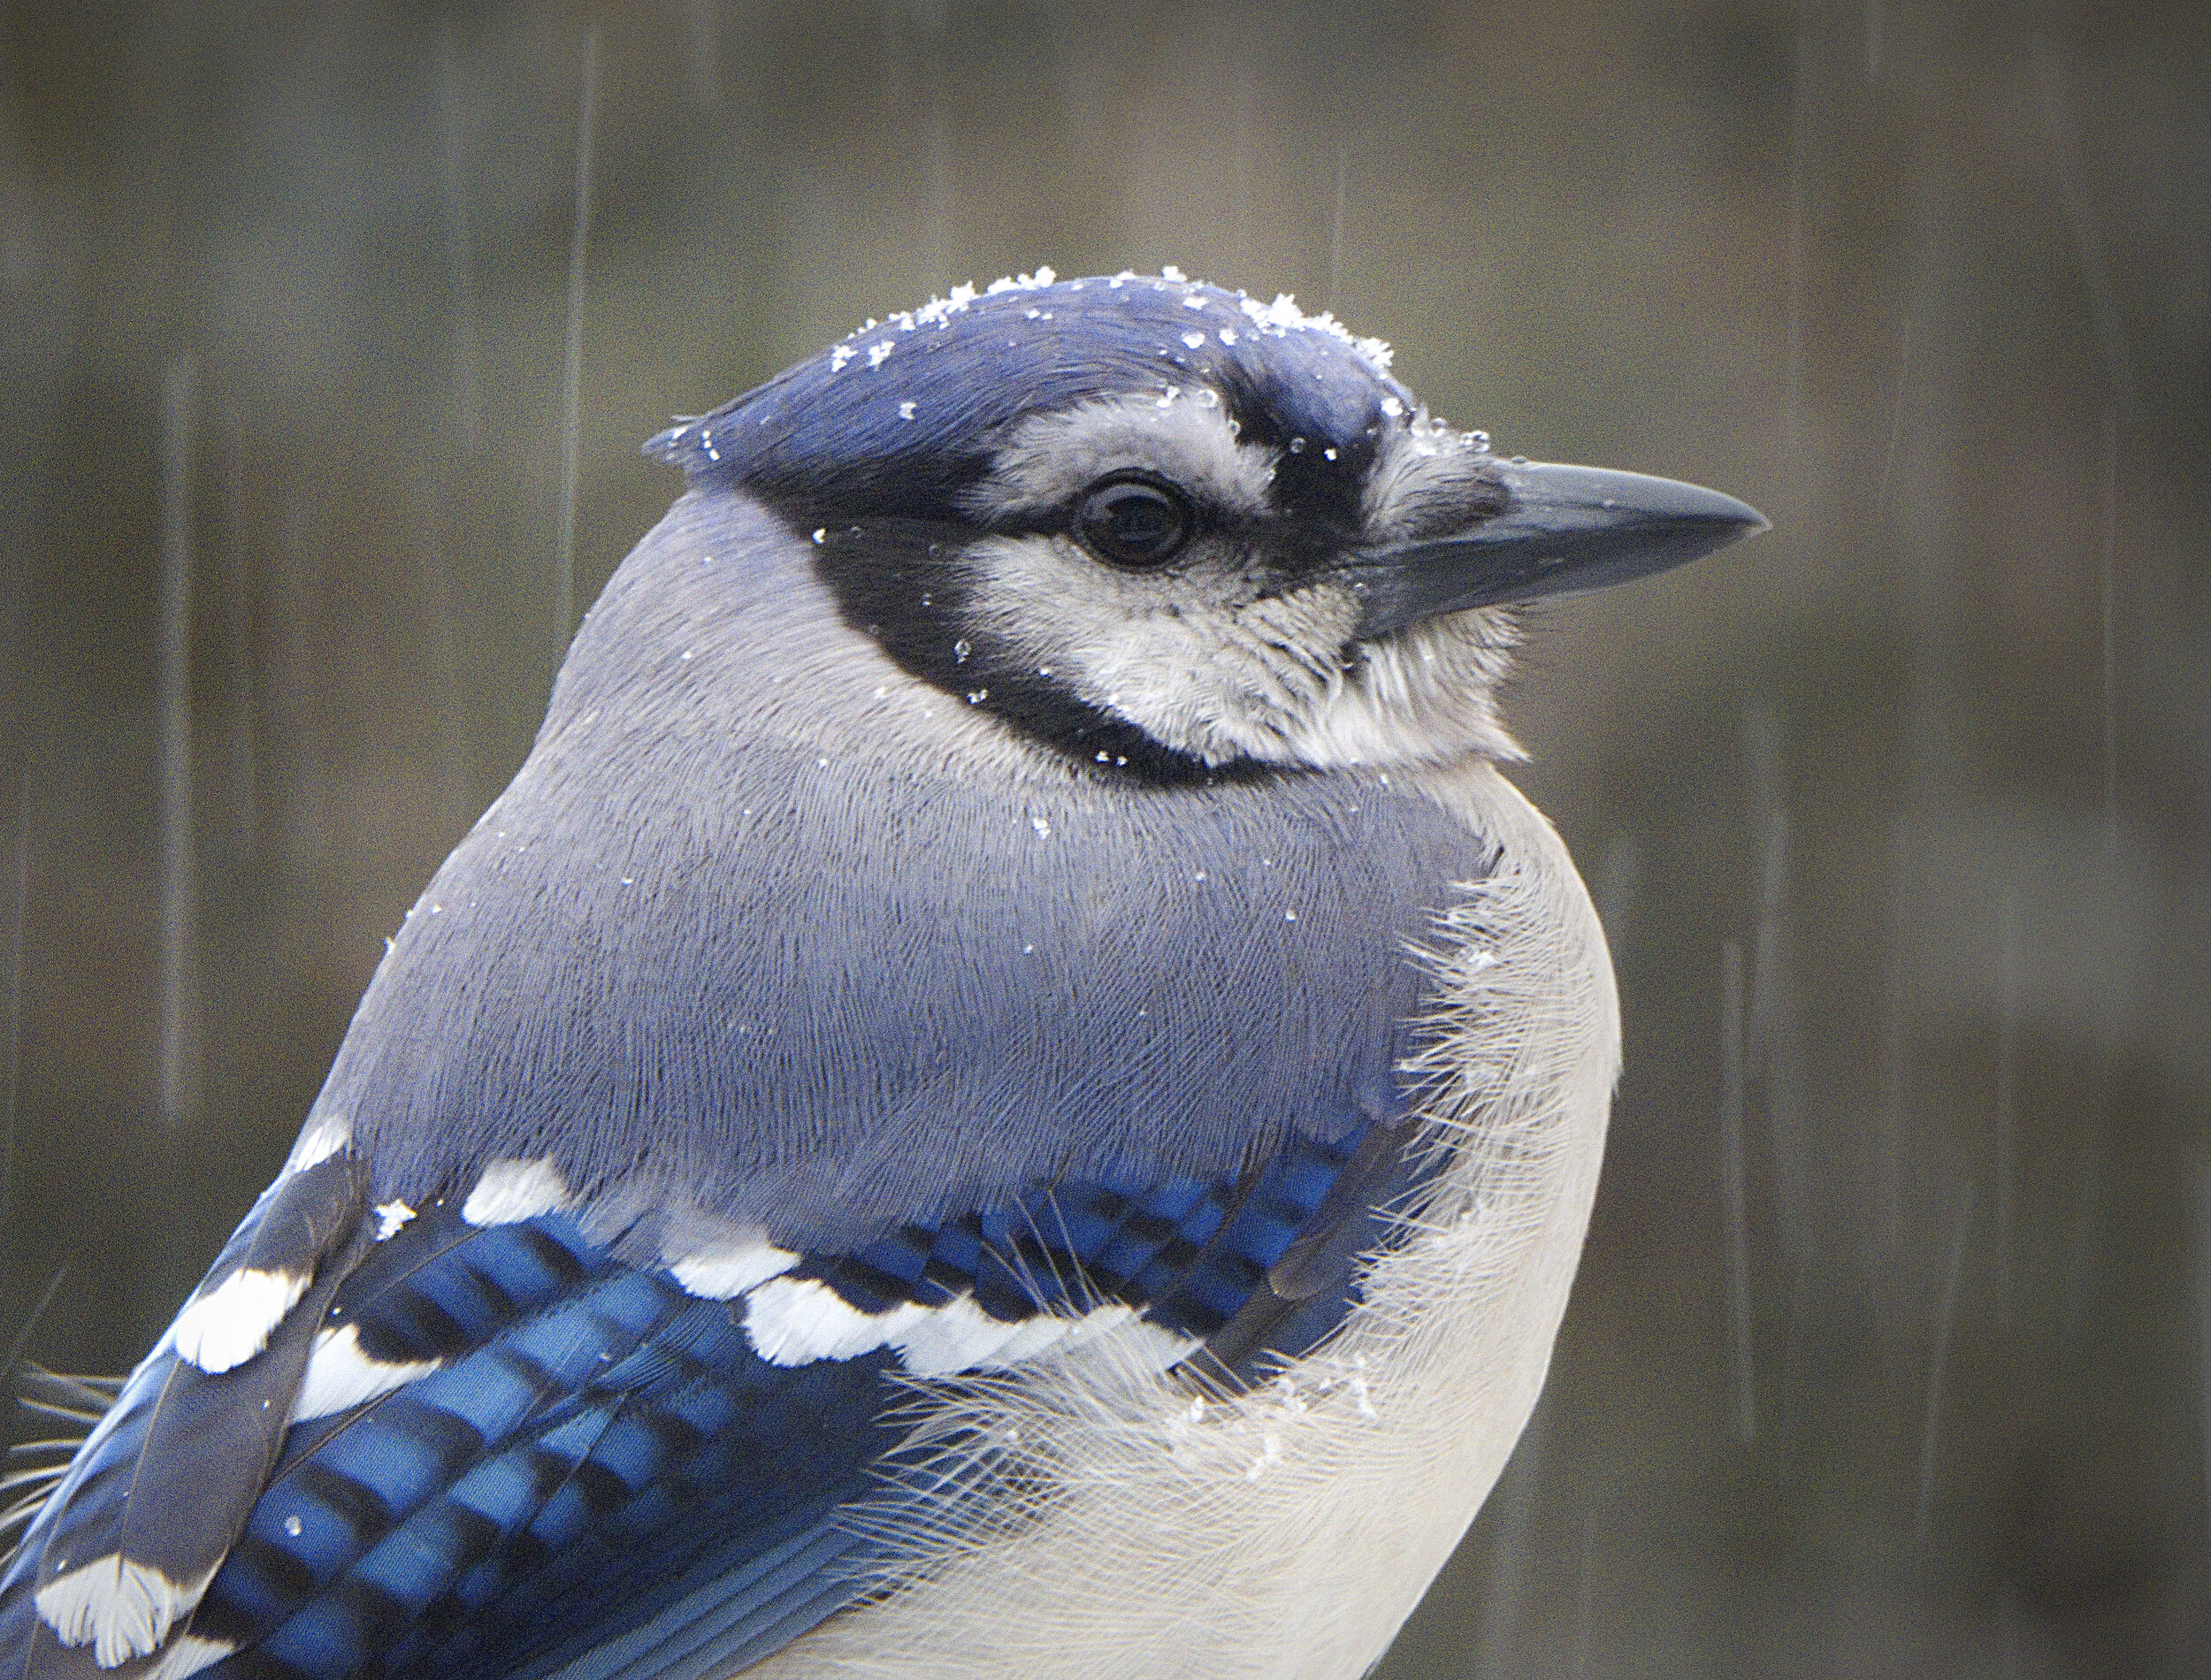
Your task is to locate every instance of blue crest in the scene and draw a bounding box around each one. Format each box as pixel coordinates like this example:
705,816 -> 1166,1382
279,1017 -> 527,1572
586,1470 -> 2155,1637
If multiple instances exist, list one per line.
643,272 -> 1418,523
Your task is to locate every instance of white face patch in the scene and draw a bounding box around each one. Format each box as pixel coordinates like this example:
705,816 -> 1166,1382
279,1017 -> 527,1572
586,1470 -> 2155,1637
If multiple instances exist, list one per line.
34,1554 -> 220,1668
169,1266 -> 314,1375
946,387 -> 1526,771
740,1278 -> 1196,1379
288,1322 -> 443,1423
462,1158 -> 571,1226
964,393 -> 1277,526
959,530 -> 1524,770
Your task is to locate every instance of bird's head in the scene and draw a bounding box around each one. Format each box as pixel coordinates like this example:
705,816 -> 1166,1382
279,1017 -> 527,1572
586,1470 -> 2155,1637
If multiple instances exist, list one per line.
644,270 -> 1764,783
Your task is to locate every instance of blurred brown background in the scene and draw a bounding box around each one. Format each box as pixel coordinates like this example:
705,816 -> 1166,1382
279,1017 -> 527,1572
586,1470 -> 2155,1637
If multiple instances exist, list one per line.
2,2 -> 2206,1674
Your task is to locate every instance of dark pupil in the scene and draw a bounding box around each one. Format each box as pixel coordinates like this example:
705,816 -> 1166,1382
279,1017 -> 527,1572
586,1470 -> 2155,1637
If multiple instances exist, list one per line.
1083,482 -> 1186,564
1104,489 -> 1174,544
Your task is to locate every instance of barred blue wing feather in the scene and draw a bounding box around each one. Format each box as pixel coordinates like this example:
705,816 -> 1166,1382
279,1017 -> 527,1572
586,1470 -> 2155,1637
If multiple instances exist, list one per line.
186,1202 -> 904,1680
0,1111 -> 1416,1680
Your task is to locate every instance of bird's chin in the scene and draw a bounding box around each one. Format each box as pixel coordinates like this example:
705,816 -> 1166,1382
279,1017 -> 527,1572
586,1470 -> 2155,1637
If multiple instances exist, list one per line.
1289,627 -> 1526,771
1132,615 -> 1524,775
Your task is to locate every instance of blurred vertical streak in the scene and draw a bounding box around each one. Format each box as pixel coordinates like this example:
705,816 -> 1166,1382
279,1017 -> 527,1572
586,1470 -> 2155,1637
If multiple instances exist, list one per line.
0,770 -> 25,1235
1745,709 -> 1808,1268
2099,403 -> 2116,854
436,24 -> 484,455
221,412 -> 256,861
1471,1394 -> 1549,1677
1325,146 -> 1347,317
1045,0 -> 1096,158
2067,406 -> 2123,1353
1872,316 -> 1909,517
1784,20 -> 1809,462
555,27 -> 601,668
1875,815 -> 1912,1257
275,488 -> 325,871
158,355 -> 196,1134
1863,0 -> 1881,83
1589,832 -> 1640,966
920,4 -> 952,292
2031,38 -> 2139,415
1915,1179 -> 1973,1541
2193,1158 -> 2211,1547
880,0 -> 907,123
1567,1509 -> 1595,1680
1994,889 -> 2020,1326
2062,1117 -> 2104,1349
1722,939 -> 1755,1444
686,0 -> 722,107
1229,62 -> 1256,279
410,482 -> 468,838
1990,893 -> 2025,1326
1744,708 -> 1813,1470
1902,149 -> 1957,813
1773,1260 -> 1812,1479
2193,1151 -> 2211,1543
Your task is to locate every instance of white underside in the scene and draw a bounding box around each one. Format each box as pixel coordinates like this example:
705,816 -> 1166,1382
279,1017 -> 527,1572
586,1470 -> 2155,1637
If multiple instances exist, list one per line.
741,759 -> 1620,1680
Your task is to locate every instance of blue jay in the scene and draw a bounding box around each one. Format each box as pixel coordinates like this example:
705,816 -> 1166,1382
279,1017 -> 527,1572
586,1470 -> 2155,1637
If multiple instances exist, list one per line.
0,270 -> 1762,1679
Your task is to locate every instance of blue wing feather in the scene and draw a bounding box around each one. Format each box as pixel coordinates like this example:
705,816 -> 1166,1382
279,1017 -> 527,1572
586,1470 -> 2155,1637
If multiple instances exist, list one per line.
178,1195 -> 903,1680
56,1109 -> 1412,1680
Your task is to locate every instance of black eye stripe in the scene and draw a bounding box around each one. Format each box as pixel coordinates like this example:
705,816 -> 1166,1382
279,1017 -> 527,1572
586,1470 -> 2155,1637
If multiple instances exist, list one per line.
1075,475 -> 1195,569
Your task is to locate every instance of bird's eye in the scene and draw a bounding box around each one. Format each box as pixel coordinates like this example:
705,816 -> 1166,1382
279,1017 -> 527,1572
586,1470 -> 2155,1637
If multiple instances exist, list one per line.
1075,477 -> 1194,569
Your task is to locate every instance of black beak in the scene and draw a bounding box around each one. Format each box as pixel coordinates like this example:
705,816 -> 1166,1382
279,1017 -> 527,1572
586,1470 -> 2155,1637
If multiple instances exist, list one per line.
1334,460 -> 1768,639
